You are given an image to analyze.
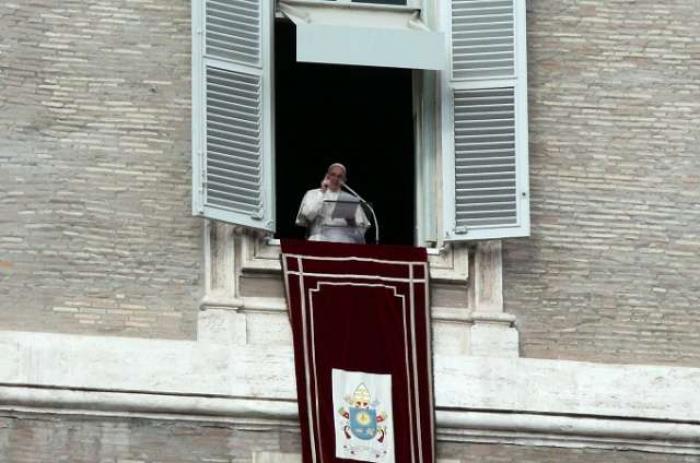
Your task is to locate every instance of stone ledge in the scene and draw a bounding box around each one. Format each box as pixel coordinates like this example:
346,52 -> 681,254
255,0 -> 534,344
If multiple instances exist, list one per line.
240,235 -> 470,283
253,452 -> 459,463
2,330 -> 698,423
1,385 -> 698,456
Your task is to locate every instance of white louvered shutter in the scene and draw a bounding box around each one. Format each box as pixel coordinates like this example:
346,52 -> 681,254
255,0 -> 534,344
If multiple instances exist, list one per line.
441,0 -> 529,240
192,0 -> 275,231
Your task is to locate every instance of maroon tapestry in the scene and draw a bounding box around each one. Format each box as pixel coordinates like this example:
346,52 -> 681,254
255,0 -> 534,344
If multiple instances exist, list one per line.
281,240 -> 435,463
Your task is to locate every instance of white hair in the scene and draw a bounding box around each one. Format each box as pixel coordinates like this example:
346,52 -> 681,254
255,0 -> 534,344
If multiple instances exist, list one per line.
327,162 -> 347,179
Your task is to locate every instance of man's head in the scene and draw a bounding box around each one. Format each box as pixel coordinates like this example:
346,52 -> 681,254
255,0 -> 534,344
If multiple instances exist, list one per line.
325,163 -> 347,192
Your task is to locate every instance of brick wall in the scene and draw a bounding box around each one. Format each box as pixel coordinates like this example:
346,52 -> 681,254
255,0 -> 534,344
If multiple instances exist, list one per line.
1,412 -> 695,463
0,0 -> 200,339
503,0 -> 700,366
439,442 -> 698,463
0,412 -> 302,463
2,0 -> 698,357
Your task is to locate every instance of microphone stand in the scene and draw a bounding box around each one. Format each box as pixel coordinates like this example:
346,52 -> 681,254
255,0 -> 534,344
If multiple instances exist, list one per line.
341,182 -> 379,244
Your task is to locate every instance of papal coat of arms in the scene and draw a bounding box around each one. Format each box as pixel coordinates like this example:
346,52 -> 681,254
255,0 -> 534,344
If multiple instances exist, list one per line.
339,383 -> 387,442
332,370 -> 394,463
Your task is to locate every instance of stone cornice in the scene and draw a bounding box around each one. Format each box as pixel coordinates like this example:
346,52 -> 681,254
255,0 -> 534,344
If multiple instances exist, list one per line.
1,385 -> 698,455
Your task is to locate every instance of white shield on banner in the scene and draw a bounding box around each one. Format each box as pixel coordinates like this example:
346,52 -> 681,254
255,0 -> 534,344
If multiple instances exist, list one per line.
332,369 -> 394,462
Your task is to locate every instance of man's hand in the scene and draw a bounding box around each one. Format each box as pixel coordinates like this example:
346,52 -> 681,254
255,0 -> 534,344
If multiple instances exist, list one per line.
320,175 -> 330,192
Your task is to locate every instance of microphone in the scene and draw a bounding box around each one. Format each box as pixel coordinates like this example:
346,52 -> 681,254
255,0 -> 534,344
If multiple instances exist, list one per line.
341,182 -> 380,244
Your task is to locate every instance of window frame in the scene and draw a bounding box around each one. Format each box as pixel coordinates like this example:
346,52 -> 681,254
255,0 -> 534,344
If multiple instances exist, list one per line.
272,1 -> 441,247
193,0 -> 529,244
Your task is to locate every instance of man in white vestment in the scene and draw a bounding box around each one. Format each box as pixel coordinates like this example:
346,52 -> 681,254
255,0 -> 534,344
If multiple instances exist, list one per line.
295,163 -> 370,243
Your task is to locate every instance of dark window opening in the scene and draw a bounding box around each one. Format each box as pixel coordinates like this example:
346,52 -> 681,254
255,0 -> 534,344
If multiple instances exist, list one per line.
274,19 -> 415,245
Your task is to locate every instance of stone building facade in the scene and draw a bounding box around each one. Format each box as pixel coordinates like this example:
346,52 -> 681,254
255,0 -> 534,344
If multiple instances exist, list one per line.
1,0 -> 698,462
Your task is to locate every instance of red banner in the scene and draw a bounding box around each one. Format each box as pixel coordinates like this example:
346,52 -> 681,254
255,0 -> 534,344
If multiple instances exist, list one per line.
281,240 -> 435,463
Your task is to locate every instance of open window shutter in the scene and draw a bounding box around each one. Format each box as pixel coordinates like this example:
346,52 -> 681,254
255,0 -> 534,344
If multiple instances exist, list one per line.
442,0 -> 529,241
192,0 -> 275,231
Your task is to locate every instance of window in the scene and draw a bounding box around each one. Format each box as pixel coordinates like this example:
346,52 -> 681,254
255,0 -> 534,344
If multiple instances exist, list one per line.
191,0 -> 530,243
273,19 -> 415,244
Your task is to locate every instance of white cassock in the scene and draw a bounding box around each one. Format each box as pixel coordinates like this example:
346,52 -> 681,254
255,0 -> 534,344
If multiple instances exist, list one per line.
295,189 -> 370,243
